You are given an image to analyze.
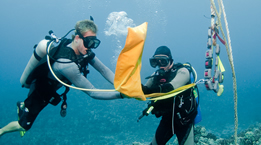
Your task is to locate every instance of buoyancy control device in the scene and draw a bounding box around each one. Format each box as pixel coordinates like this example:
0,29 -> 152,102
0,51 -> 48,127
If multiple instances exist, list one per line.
19,29 -> 83,117
137,63 -> 202,124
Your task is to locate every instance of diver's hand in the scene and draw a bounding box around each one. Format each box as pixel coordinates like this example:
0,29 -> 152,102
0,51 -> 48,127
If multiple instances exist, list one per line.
120,93 -> 131,99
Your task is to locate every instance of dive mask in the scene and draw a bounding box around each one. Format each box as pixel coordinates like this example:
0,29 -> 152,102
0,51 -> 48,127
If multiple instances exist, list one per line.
77,32 -> 101,49
149,56 -> 170,68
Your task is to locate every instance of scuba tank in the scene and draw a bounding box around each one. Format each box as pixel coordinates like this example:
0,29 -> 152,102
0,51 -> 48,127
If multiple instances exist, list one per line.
20,39 -> 52,88
20,29 -> 74,88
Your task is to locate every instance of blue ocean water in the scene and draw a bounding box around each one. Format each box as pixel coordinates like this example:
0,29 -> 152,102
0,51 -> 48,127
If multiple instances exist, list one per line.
0,0 -> 260,144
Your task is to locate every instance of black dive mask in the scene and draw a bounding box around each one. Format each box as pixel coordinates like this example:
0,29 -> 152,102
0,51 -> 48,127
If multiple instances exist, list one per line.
149,56 -> 170,68
77,32 -> 101,49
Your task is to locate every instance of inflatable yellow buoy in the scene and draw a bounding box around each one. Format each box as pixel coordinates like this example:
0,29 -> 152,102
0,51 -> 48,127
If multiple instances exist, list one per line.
114,22 -> 148,101
114,22 -> 197,101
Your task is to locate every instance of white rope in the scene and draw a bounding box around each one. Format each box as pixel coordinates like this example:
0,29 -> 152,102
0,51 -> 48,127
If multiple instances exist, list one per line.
220,0 -> 234,64
219,0 -> 238,144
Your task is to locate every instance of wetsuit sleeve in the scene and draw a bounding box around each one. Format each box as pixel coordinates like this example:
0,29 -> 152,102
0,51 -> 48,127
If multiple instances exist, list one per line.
52,58 -> 121,100
144,73 -> 154,88
169,67 -> 190,89
142,68 -> 190,94
142,82 -> 174,94
141,73 -> 173,94
89,56 -> 115,84
142,77 -> 157,94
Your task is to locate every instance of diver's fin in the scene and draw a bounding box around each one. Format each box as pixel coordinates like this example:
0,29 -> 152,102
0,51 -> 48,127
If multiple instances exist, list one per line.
17,102 -> 26,137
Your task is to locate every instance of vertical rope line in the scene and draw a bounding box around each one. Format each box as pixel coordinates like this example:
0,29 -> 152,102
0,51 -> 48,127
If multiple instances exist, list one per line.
210,0 -> 238,144
219,0 -> 238,144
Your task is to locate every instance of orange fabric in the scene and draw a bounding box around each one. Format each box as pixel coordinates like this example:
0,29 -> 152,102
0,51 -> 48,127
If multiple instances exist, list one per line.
114,22 -> 148,101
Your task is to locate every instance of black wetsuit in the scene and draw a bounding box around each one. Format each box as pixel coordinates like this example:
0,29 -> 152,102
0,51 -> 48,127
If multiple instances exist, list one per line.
142,64 -> 197,145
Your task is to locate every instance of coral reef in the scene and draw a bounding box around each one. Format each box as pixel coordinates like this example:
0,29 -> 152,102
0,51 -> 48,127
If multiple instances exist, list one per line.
133,123 -> 261,145
194,123 -> 261,145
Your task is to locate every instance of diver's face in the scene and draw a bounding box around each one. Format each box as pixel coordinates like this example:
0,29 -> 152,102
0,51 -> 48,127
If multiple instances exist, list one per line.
78,31 -> 96,55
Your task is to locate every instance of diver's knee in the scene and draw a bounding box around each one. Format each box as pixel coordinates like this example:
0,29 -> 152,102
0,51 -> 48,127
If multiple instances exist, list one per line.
18,125 -> 26,131
11,121 -> 25,131
18,120 -> 31,131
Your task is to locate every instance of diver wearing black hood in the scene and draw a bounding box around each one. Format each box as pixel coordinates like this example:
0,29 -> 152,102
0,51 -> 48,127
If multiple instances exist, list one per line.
142,46 -> 197,145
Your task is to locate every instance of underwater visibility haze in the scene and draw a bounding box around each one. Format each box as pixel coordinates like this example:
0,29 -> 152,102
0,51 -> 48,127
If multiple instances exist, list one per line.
0,0 -> 261,144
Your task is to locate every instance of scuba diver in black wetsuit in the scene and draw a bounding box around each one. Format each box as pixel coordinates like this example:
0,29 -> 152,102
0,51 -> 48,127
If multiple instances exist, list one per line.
0,19 -> 127,137
141,46 -> 198,145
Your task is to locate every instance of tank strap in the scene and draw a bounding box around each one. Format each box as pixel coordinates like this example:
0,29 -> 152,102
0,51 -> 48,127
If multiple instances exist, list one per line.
33,50 -> 42,61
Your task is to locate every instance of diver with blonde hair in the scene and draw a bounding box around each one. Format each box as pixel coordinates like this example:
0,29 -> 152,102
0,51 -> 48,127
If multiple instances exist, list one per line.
0,19 -> 126,137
